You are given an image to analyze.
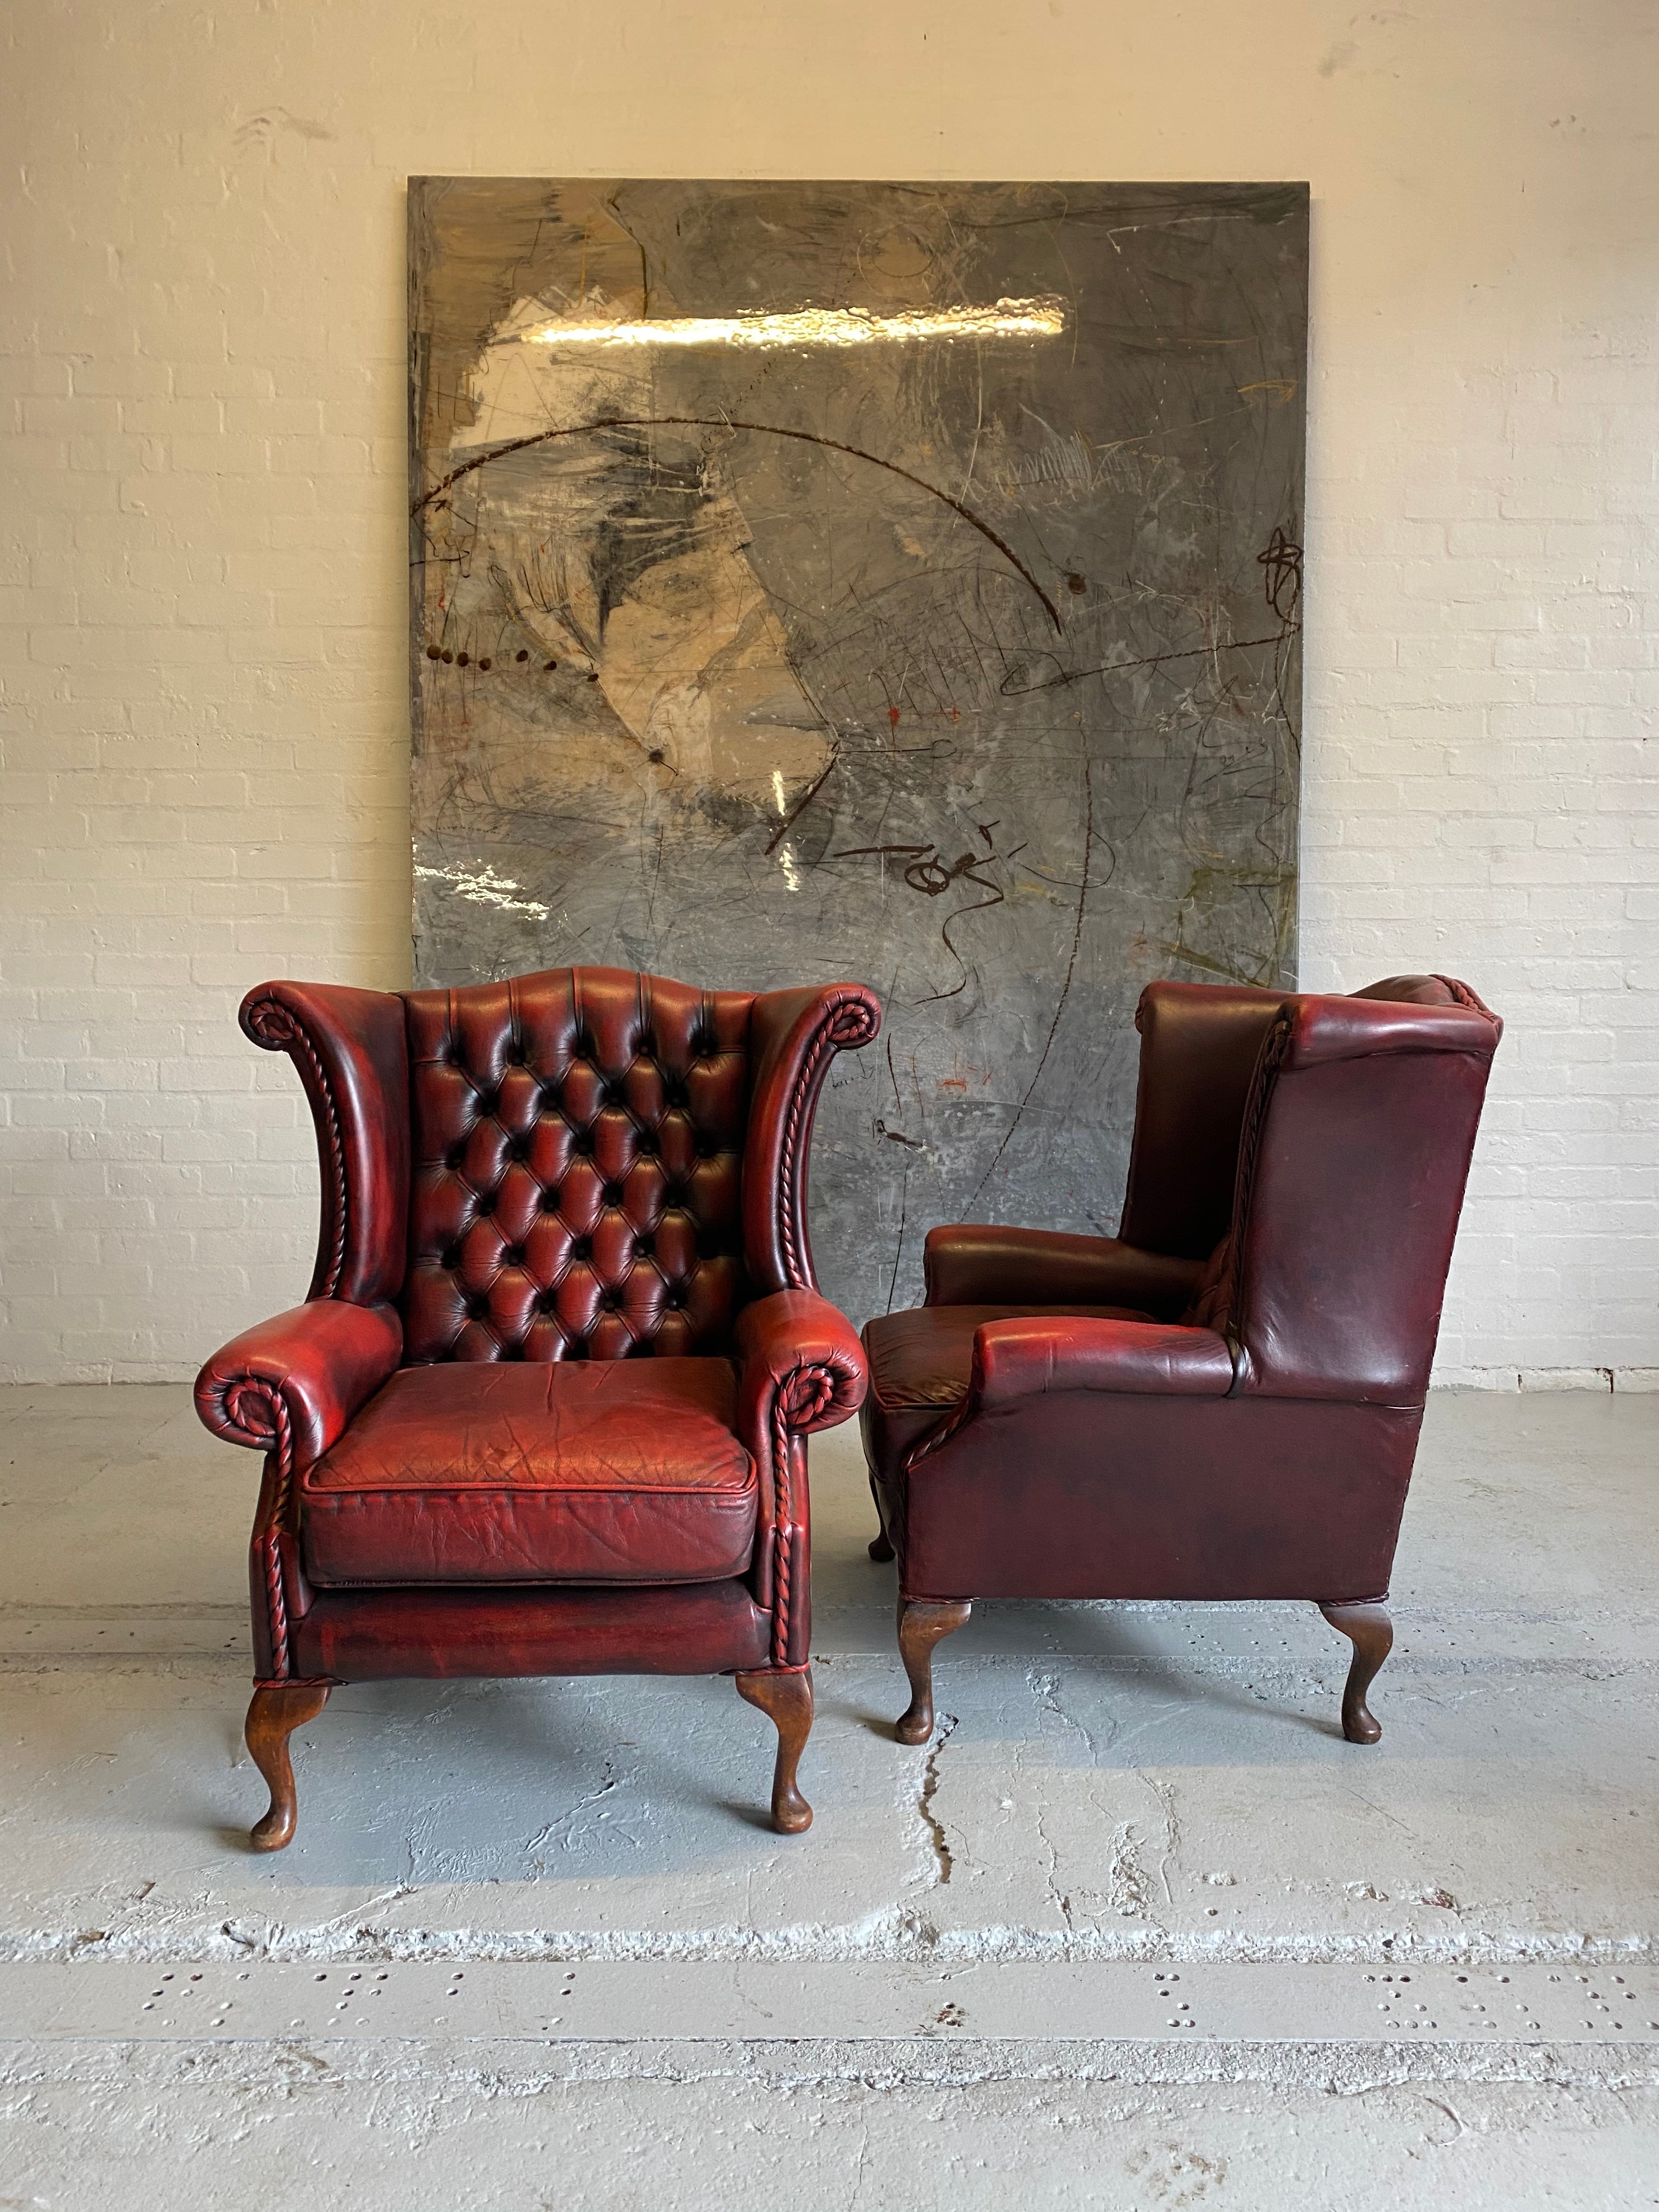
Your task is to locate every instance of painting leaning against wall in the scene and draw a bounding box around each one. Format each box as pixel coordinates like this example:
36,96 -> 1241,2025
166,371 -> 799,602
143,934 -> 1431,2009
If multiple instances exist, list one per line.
408,177 -> 1307,1325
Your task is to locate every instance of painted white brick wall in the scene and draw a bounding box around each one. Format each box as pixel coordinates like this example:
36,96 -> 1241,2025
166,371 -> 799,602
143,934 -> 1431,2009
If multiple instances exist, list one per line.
2,0 -> 1655,1384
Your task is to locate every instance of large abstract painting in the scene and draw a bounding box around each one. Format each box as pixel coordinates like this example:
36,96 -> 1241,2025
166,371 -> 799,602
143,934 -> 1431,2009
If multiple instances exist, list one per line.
408,178 -> 1307,1322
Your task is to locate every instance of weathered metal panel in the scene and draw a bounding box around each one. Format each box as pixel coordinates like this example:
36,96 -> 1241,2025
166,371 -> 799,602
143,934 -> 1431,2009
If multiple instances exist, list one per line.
409,179 -> 1306,1321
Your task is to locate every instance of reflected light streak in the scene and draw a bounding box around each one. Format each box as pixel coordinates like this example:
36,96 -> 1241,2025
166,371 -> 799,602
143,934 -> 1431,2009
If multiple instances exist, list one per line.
772,770 -> 802,890
518,298 -> 1066,349
415,861 -> 550,921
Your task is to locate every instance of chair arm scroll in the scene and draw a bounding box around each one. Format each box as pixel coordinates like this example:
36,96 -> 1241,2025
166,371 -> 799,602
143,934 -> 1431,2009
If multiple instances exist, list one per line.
735,1289 -> 868,1440
195,1301 -> 404,1471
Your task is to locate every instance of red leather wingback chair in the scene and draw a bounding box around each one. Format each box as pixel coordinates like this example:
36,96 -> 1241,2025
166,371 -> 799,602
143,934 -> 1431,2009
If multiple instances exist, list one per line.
196,966 -> 879,1847
860,975 -> 1500,1748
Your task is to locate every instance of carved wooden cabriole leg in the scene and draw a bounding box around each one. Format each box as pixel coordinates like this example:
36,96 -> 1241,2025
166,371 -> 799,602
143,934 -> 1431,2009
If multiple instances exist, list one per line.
735,1667 -> 815,1835
895,1596 -> 972,1746
244,1683 -> 331,1850
1318,1600 -> 1394,1745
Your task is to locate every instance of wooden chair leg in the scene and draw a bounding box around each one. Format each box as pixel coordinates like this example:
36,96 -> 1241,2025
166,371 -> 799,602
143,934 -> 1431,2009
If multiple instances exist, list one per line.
895,1596 -> 972,1745
244,1683 -> 330,1851
735,1667 -> 815,1835
1318,1600 -> 1393,1745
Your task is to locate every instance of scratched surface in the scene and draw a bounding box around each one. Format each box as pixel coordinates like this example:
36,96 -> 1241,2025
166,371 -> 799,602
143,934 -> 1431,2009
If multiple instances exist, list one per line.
408,179 -> 1306,1322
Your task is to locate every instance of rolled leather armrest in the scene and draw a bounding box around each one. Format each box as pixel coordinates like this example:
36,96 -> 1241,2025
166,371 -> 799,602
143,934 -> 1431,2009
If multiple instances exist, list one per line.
735,1288 -> 868,1440
969,1316 -> 1234,1409
195,1300 -> 404,1469
923,1224 -> 1206,1319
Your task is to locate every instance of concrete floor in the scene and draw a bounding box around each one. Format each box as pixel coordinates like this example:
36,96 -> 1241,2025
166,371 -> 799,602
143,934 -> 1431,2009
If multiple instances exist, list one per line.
1,1384 -> 1654,2208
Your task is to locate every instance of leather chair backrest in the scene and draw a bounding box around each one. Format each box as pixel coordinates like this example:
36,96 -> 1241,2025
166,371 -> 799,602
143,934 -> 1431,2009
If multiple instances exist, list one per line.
401,967 -> 756,1362
1119,980 -> 1285,1260
1222,977 -> 1502,1404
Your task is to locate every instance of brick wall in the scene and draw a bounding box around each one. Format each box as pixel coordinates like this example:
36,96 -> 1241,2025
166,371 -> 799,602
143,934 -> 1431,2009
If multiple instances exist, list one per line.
2,1 -> 1655,1384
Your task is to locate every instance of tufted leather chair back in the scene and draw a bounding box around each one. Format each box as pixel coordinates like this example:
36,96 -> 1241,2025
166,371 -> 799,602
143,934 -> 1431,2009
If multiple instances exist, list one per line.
402,969 -> 755,1363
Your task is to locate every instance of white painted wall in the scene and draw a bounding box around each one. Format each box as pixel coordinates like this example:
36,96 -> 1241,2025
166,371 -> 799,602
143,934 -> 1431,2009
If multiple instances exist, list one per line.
2,0 -> 1655,1385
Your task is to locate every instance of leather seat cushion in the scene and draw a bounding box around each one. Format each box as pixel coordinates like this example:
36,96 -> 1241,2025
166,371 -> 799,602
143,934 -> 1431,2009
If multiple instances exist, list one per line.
300,1359 -> 756,1588
861,1304 -> 1153,1473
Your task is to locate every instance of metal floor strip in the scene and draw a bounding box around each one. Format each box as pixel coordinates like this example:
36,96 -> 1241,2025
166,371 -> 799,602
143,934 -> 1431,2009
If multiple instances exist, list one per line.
5,1957 -> 1657,2047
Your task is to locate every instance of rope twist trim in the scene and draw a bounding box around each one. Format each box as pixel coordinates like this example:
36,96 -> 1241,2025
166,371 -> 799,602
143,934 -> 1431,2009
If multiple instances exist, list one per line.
244,998 -> 349,1301
223,1380 -> 296,1680
764,1362 -> 845,1667
775,996 -> 879,1290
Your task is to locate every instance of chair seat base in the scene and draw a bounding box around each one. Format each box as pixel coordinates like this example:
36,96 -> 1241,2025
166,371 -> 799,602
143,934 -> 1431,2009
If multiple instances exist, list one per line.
285,1575 -> 773,1681
241,1578 -> 798,1849
871,1393 -> 1421,1604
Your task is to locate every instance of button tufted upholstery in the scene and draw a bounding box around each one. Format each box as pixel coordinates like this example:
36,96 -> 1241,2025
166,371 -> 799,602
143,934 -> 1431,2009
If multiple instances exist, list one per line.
193,962 -> 880,1847
402,970 -> 753,1364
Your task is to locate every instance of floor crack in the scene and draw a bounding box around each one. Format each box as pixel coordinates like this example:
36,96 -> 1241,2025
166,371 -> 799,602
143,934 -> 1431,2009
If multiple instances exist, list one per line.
525,1762 -> 619,1857
1029,1665 -> 1115,1760
1139,1771 -> 1180,1909
1034,1799 -> 1074,1930
918,1714 -> 959,1885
